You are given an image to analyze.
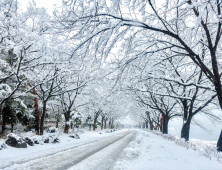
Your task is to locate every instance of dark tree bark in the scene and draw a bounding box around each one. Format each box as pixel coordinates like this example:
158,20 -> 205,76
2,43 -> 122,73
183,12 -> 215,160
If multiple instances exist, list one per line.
64,120 -> 70,133
109,121 -> 111,129
33,96 -> 40,134
111,120 -> 114,129
162,116 -> 169,134
145,121 -> 148,129
11,123 -> 13,132
2,117 -> 5,134
214,82 -> 222,150
149,121 -> 153,130
101,116 -> 105,130
40,102 -> 46,135
93,117 -> 97,130
104,118 -> 107,129
181,116 -> 192,141
27,82 -> 40,134
64,111 -> 71,133
217,130 -> 222,152
93,109 -> 102,130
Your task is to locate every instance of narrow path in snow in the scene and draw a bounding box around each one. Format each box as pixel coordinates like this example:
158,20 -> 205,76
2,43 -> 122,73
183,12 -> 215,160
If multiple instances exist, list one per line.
3,130 -> 135,170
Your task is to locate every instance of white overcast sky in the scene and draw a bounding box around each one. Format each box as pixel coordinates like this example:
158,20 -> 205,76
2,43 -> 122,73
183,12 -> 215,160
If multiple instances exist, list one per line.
19,0 -> 62,13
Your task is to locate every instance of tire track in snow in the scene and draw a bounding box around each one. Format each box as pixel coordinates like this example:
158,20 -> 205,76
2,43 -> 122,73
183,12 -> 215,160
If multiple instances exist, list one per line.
60,131 -> 136,170
68,131 -> 137,170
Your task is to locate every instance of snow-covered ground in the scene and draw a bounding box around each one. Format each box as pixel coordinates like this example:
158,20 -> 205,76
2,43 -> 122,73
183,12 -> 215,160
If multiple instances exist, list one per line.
113,130 -> 222,170
1,129 -> 222,170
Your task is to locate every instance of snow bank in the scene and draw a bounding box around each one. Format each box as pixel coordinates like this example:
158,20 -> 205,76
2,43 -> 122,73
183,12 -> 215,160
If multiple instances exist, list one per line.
113,130 -> 222,170
151,130 -> 222,163
114,131 -> 148,169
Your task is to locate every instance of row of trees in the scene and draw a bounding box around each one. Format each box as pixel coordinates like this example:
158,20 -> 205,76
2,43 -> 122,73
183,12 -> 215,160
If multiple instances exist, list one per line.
1,0 -> 222,152
53,0 -> 222,151
0,0 -> 123,136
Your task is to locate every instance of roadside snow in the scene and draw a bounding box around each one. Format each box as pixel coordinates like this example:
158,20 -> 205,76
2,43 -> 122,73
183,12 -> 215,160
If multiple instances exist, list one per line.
113,130 -> 222,170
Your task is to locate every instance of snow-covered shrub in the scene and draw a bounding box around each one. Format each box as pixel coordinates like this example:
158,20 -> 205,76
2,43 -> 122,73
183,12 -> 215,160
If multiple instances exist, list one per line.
216,153 -> 222,163
31,136 -> 43,144
49,135 -> 60,143
175,138 -> 189,149
189,142 -> 197,151
163,134 -> 176,141
69,133 -> 80,139
5,133 -> 27,148
105,130 -> 113,133
24,136 -> 34,146
0,140 -> 7,150
41,135 -> 60,143
47,127 -> 58,133
30,135 -> 60,144
200,145 -> 216,160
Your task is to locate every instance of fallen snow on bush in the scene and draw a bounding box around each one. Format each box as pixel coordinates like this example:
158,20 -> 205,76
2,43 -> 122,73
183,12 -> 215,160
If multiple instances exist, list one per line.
0,139 -> 7,150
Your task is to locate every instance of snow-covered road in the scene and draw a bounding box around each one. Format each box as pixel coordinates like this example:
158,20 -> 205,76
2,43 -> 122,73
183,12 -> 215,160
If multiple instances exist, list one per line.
2,129 -> 222,170
68,130 -> 136,170
1,130 -> 136,170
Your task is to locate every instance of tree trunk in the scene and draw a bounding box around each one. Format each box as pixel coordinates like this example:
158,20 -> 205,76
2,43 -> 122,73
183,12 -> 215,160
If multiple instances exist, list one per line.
0,104 -> 4,134
181,116 -> 192,141
162,116 -> 169,134
104,119 -> 107,129
34,97 -> 40,134
145,121 -> 148,129
93,117 -> 97,130
217,130 -> 222,151
27,82 -> 39,134
111,120 -> 114,129
89,124 -> 91,131
149,121 -> 153,130
182,100 -> 188,121
160,123 -> 163,132
0,104 -> 2,129
109,121 -> 111,129
64,116 -> 70,133
101,116 -> 104,130
64,111 -> 71,133
40,102 -> 46,135
56,121 -> 58,128
214,82 -> 222,151
210,51 -> 222,151
11,123 -> 13,132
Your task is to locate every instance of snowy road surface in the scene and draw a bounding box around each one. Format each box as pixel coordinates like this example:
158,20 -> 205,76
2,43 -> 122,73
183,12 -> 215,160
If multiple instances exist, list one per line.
1,129 -> 222,170
1,130 -> 135,170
